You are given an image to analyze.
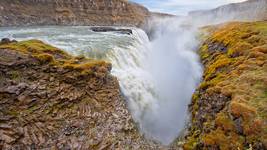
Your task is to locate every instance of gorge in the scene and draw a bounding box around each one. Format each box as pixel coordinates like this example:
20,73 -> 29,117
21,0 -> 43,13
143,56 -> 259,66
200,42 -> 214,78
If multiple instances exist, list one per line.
0,0 -> 267,149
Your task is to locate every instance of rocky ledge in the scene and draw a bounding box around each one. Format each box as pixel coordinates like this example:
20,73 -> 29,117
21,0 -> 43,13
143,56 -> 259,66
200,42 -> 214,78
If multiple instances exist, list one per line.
0,39 -> 169,149
90,27 -> 133,35
184,21 -> 267,150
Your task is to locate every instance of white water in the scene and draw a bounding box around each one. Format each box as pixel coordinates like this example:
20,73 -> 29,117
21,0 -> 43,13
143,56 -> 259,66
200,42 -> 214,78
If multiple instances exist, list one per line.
0,0 -> 265,143
0,25 -> 202,144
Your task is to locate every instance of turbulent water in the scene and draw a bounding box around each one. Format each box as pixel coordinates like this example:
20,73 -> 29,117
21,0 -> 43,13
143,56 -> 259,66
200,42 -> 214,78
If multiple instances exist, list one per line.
0,24 -> 203,144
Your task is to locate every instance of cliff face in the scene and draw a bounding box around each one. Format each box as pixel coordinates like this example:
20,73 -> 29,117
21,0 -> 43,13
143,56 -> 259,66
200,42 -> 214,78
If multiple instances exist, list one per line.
0,39 -> 169,149
189,0 -> 267,23
184,22 -> 267,150
0,0 -> 150,27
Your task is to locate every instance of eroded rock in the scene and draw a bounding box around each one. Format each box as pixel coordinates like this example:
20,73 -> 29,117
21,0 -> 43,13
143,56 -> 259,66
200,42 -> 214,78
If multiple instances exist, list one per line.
0,40 -> 174,149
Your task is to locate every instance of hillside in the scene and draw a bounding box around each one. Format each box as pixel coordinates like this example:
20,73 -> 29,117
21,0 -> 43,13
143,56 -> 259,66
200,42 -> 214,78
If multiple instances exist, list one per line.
184,21 -> 267,150
0,0 -> 150,27
189,0 -> 267,23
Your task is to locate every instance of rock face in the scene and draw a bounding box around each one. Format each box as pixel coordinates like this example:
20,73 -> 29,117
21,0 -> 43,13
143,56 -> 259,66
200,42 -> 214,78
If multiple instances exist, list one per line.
184,22 -> 267,150
189,0 -> 267,23
0,0 -> 150,27
0,39 -> 170,149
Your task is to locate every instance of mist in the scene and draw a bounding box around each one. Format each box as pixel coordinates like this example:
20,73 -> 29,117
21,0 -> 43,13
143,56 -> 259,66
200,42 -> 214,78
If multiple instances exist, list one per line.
122,0 -> 267,145
139,18 -> 202,144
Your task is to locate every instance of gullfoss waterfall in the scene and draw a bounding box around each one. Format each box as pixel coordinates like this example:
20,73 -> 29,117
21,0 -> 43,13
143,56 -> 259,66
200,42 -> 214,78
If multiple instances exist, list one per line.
0,21 -> 203,145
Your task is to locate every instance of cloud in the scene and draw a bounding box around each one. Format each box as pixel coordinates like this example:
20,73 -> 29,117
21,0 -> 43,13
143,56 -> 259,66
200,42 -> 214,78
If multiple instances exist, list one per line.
131,0 -> 247,15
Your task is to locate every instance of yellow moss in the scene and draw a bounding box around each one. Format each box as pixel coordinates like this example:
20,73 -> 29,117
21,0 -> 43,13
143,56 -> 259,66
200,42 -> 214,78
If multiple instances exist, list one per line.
0,40 -> 111,76
63,60 -> 110,75
183,130 -> 201,150
200,44 -> 209,59
186,21 -> 267,149
204,55 -> 233,80
33,53 -> 55,64
0,40 -> 65,55
227,42 -> 252,57
215,113 -> 235,132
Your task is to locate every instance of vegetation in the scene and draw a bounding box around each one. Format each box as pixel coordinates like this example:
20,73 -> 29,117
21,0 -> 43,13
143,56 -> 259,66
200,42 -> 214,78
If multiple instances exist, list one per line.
0,40 -> 111,75
184,21 -> 267,149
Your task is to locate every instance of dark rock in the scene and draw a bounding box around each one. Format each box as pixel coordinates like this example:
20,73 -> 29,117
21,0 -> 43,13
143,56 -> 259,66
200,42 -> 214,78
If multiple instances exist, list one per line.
234,118 -> 243,134
91,27 -> 133,35
0,38 -> 18,45
0,38 -> 11,45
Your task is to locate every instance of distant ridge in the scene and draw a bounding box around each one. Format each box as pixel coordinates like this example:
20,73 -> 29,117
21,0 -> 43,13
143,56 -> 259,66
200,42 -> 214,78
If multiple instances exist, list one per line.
0,0 -> 150,27
188,0 -> 267,22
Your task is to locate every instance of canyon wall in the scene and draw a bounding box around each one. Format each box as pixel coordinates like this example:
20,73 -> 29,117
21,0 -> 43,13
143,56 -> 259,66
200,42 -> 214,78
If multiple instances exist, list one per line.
188,0 -> 267,23
0,0 -> 150,27
184,21 -> 267,150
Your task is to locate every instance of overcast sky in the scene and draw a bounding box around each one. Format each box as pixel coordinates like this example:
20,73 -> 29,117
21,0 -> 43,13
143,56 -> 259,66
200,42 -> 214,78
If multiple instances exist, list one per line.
131,0 -> 247,15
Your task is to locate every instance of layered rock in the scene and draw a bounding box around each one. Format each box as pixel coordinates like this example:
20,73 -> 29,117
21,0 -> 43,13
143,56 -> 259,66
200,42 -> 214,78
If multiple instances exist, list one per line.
184,22 -> 267,150
0,39 -> 171,149
0,0 -> 150,27
189,0 -> 267,23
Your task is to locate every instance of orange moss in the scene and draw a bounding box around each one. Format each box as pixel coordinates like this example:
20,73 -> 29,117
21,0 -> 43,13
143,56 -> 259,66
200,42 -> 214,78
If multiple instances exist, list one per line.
202,128 -> 244,150
186,21 -> 267,149
230,101 -> 256,119
215,113 -> 235,132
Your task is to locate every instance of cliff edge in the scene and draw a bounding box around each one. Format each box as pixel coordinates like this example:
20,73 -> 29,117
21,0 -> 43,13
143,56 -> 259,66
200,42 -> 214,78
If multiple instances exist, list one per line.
0,39 -> 170,149
184,21 -> 267,150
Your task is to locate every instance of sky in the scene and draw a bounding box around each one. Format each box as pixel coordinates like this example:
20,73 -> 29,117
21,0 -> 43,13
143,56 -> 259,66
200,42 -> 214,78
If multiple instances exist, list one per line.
131,0 -> 247,15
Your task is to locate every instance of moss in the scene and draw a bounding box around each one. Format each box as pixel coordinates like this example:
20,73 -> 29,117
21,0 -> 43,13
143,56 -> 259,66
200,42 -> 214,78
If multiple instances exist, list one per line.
204,54 -> 233,80
202,128 -> 245,150
0,40 -> 64,54
0,40 -> 111,76
33,53 -> 56,64
185,21 -> 267,149
8,71 -> 20,80
227,42 -> 253,57
215,113 -> 235,131
183,130 -> 201,150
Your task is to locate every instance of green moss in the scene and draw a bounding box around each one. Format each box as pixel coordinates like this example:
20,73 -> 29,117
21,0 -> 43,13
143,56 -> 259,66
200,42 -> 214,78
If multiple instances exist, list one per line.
254,21 -> 267,34
8,71 -> 20,80
183,130 -> 201,150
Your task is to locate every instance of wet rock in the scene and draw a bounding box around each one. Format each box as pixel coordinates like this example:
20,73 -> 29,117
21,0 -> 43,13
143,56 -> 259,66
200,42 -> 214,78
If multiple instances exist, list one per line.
91,27 -> 133,35
0,38 -> 11,45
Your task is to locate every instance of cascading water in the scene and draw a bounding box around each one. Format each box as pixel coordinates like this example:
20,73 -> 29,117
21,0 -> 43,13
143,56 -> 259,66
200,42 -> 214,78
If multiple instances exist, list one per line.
0,24 -> 202,144
0,0 -> 265,143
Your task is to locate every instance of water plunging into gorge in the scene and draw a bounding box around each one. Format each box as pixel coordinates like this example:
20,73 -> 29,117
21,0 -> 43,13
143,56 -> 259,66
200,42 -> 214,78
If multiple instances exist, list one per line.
1,1 -> 264,142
